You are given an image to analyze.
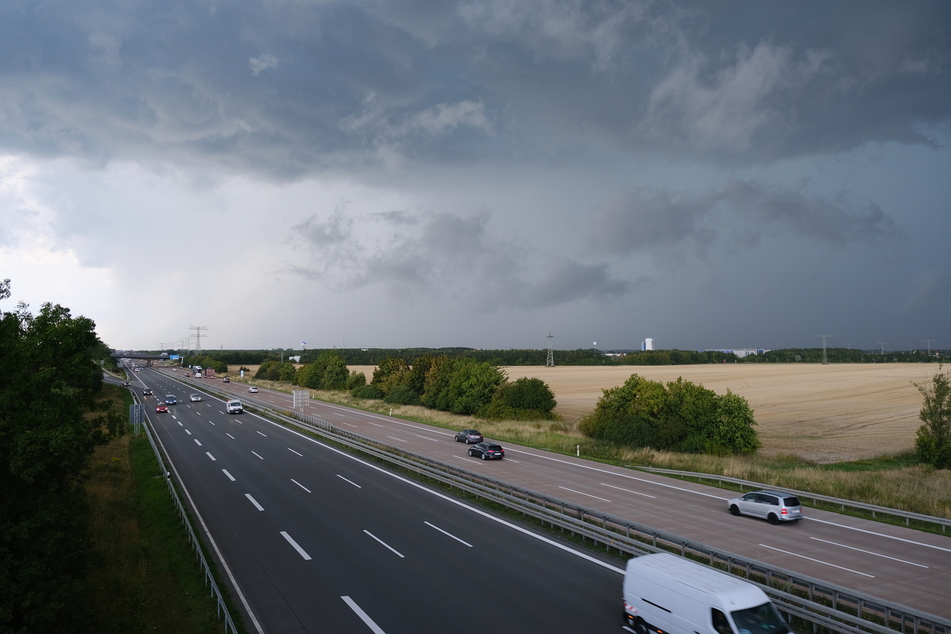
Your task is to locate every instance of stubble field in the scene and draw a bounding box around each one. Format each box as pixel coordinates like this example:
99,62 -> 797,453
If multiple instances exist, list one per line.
345,364 -> 932,463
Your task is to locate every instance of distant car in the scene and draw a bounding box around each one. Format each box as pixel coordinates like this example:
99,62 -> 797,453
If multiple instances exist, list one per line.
248,386 -> 258,393
143,388 -> 152,396
164,395 -> 177,405
155,404 -> 168,413
222,377 -> 230,383
728,490 -> 803,524
184,373 -> 190,377
454,429 -> 484,444
226,399 -> 243,414
122,381 -> 131,387
189,394 -> 202,402
468,442 -> 504,460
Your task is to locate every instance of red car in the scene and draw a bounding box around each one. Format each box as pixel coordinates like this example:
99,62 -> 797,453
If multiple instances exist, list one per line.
155,404 -> 168,413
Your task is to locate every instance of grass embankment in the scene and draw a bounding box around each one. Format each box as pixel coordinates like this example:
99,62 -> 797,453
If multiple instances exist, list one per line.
80,385 -> 237,633
302,388 -> 951,522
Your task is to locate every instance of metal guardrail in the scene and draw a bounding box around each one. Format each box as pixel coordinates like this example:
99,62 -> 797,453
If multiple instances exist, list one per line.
635,467 -> 951,533
257,402 -> 950,634
165,376 -> 951,634
138,406 -> 239,634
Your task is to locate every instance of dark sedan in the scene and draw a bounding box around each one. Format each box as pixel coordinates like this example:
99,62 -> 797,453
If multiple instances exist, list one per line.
454,429 -> 484,444
468,442 -> 504,460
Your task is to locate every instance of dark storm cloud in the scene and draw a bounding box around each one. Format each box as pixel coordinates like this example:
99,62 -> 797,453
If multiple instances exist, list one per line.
1,1 -> 948,176
589,180 -> 900,257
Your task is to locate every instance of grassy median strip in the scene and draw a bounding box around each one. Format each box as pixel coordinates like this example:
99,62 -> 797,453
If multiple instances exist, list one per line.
80,411 -> 236,632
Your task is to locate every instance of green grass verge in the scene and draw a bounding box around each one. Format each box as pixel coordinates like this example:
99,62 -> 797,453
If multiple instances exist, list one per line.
80,386 -> 243,633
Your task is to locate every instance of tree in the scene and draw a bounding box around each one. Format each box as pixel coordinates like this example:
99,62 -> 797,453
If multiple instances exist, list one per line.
579,373 -> 759,455
709,391 -> 760,455
0,294 -> 121,631
371,357 -> 410,395
446,361 -> 505,416
321,354 -> 349,390
915,365 -> 951,469
487,377 -> 557,420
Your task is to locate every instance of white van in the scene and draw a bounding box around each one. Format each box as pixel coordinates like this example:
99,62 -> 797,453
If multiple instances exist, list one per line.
623,553 -> 790,634
226,399 -> 243,414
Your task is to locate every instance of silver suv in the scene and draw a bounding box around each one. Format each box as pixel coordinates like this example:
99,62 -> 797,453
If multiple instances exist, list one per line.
727,490 -> 802,524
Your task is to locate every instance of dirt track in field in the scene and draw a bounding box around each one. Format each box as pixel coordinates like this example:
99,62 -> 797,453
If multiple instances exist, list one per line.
349,363 -> 933,463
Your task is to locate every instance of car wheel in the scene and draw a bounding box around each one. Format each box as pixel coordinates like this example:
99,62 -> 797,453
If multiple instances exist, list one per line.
633,617 -> 648,634
481,453 -> 487,460
729,505 -> 740,516
468,449 -> 474,457
768,513 -> 779,525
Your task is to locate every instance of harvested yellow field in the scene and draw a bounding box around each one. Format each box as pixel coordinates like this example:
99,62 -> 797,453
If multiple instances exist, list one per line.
312,364 -> 937,463
500,364 -> 934,463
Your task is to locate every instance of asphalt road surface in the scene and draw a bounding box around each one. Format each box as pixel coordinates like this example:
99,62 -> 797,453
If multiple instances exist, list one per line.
131,368 -> 951,627
134,368 -> 628,633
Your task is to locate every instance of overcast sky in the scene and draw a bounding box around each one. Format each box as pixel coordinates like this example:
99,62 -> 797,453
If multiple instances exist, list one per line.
2,1 -> 949,353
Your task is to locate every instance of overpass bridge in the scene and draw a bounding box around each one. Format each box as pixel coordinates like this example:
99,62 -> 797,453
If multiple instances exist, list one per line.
110,351 -> 176,361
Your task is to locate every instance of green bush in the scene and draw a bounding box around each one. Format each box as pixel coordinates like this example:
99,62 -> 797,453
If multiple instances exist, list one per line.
384,385 -> 419,405
346,370 -> 367,390
351,384 -> 384,400
579,373 -> 759,455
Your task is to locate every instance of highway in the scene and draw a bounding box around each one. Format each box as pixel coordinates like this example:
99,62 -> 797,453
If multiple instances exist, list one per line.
172,369 -> 951,621
133,368 -> 627,633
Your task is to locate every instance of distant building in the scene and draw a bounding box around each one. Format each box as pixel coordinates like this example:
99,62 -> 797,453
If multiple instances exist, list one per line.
642,338 -> 654,351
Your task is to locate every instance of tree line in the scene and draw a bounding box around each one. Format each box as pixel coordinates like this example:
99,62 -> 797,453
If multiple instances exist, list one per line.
180,346 -> 950,368
1,278 -> 123,632
260,352 -> 559,421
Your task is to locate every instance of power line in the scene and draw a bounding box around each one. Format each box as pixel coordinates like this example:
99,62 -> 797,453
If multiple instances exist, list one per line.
817,334 -> 833,365
189,325 -> 209,352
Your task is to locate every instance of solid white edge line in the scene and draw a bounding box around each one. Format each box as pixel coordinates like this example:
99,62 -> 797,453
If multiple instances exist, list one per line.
341,596 -> 385,634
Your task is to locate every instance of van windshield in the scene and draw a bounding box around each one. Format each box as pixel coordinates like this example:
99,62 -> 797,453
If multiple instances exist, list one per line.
731,602 -> 789,634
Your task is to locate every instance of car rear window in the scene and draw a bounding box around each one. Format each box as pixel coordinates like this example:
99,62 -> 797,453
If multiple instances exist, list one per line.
783,496 -> 801,507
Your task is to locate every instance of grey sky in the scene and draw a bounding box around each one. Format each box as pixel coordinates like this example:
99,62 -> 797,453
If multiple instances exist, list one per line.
1,1 -> 949,352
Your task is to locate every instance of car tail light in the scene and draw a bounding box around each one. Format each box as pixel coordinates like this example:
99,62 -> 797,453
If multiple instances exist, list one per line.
781,508 -> 788,515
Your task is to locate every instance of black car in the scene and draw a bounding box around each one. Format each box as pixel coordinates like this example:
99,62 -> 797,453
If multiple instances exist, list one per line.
143,388 -> 152,396
454,429 -> 484,444
165,395 -> 177,405
468,442 -> 504,460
